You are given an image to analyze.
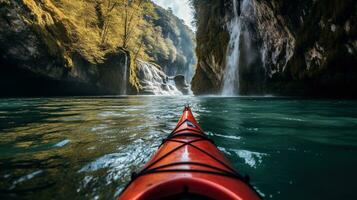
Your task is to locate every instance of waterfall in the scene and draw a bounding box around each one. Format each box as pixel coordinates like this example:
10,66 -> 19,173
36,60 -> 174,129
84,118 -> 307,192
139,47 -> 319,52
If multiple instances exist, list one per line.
136,60 -> 183,95
121,56 -> 128,95
222,0 -> 249,96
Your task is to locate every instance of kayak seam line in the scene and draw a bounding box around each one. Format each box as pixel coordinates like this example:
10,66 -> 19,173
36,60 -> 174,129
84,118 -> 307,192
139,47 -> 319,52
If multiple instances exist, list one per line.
173,128 -> 204,135
186,142 -> 241,175
171,119 -> 189,134
160,133 -> 215,147
171,119 -> 204,135
142,161 -> 239,178
138,169 -> 244,181
158,138 -> 240,176
141,138 -> 205,174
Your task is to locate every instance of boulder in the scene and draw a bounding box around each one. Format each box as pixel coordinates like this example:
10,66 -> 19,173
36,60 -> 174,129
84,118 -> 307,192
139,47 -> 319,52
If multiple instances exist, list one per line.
174,75 -> 191,95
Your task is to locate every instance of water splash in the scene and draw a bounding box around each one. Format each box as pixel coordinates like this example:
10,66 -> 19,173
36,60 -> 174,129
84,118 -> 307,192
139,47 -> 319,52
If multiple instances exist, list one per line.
232,149 -> 266,169
136,60 -> 182,95
222,0 -> 249,96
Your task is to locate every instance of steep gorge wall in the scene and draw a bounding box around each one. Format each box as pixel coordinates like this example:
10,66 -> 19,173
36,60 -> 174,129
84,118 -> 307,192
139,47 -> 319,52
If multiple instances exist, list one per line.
191,0 -> 230,94
0,0 -> 195,96
191,0 -> 357,97
149,6 -> 196,81
0,0 -> 130,96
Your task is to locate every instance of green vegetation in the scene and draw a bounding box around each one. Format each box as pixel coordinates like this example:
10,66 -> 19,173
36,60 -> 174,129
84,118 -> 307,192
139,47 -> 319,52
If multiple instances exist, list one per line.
13,0 -> 194,92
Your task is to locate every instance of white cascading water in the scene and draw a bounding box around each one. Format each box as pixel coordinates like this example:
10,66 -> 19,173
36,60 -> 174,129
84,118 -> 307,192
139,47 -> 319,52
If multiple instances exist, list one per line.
222,0 -> 249,96
136,60 -> 182,95
121,56 -> 128,95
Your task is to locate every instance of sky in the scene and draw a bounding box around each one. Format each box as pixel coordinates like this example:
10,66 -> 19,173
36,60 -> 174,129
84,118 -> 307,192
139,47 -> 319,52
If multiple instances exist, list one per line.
152,0 -> 195,31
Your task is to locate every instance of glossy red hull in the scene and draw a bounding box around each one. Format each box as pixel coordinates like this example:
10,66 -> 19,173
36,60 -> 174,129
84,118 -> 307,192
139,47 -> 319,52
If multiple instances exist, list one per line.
118,107 -> 260,200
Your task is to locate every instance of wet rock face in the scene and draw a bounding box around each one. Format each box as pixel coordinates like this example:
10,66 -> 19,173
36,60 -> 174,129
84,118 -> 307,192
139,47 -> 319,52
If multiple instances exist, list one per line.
255,0 -> 357,96
174,75 -> 190,95
96,50 -> 130,94
252,0 -> 296,75
253,0 -> 357,96
0,0 -> 64,79
191,0 -> 230,95
0,0 -> 129,96
192,0 -> 357,97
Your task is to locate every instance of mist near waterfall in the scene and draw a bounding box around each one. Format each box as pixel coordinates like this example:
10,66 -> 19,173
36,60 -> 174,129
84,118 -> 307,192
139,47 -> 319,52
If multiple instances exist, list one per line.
222,0 -> 265,96
136,60 -> 183,95
222,0 -> 243,96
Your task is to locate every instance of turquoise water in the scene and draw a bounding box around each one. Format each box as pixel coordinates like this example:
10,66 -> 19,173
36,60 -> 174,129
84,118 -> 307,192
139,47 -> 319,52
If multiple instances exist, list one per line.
0,96 -> 357,199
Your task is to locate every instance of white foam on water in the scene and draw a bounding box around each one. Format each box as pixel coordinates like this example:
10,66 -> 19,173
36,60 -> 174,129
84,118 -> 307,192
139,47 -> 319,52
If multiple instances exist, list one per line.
232,149 -> 266,168
215,133 -> 242,140
53,139 -> 70,147
11,170 -> 43,189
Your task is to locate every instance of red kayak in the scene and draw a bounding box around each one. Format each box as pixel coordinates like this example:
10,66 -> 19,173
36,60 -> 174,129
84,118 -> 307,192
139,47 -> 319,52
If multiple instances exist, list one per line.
118,106 -> 261,200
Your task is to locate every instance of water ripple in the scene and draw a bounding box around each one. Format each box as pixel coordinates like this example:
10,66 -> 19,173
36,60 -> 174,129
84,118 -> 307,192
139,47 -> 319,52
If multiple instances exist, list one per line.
53,139 -> 70,148
1,97 -> 357,200
11,170 -> 43,189
232,150 -> 267,169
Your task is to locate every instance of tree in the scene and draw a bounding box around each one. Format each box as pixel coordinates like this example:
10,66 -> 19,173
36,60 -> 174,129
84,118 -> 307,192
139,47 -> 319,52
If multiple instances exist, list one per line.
121,0 -> 145,48
94,0 -> 148,49
94,0 -> 120,45
134,35 -> 144,60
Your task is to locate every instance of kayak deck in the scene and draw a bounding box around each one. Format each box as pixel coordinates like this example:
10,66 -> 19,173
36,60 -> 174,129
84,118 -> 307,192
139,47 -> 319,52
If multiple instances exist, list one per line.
118,106 -> 260,200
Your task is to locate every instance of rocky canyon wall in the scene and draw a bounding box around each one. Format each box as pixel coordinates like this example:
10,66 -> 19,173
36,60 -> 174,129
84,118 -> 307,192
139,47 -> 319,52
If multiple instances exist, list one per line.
0,0 -> 131,96
0,0 -> 195,96
191,0 -> 230,94
191,0 -> 357,97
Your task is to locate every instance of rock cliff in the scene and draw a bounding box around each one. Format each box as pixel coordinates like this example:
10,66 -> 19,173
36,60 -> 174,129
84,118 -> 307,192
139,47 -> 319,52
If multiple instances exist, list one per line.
191,0 -> 357,97
0,0 -> 195,96
1,0 -> 128,96
149,6 -> 196,82
191,0 -> 230,94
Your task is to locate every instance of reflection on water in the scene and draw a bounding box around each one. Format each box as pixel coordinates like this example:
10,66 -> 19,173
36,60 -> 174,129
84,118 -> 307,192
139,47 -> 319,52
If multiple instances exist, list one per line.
0,96 -> 357,200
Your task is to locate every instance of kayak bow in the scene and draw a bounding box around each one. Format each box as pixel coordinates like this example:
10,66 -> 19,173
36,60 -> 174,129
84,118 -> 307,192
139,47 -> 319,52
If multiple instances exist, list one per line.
118,106 -> 261,200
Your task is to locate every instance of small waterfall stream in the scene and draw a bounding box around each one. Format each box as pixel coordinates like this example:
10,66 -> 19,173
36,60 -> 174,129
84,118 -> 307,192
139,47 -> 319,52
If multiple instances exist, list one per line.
222,0 -> 249,96
121,56 -> 128,95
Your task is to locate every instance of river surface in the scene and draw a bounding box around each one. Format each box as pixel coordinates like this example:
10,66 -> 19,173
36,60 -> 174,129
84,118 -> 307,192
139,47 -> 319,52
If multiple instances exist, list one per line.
0,96 -> 357,200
